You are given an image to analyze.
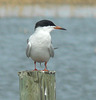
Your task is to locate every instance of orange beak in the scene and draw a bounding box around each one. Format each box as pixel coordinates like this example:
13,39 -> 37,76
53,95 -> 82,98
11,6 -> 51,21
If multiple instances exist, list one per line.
54,26 -> 66,30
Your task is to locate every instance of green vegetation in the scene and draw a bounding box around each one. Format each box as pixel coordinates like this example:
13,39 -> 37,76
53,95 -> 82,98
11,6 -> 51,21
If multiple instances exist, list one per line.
0,0 -> 95,5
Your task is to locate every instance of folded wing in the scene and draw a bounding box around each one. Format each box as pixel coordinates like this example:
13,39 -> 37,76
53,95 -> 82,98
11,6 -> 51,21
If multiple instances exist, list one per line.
48,44 -> 54,57
26,41 -> 31,58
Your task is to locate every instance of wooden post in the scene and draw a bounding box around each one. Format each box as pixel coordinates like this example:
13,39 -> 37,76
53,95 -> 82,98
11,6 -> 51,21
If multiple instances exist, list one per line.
18,71 -> 56,100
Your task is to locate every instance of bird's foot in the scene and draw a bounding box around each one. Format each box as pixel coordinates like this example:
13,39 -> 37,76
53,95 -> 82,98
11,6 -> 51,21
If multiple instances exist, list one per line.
33,68 -> 38,71
43,68 -> 48,71
43,62 -> 48,71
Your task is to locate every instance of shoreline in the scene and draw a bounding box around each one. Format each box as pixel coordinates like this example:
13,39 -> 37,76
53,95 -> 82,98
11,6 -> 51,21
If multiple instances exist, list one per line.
0,5 -> 96,18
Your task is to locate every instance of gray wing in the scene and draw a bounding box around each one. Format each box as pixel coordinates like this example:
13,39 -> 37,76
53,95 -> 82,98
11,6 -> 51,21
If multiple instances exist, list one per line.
48,44 -> 54,57
26,41 -> 31,58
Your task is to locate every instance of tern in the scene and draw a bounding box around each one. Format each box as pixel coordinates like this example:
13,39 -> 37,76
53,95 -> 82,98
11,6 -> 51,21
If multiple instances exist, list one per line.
26,20 -> 66,71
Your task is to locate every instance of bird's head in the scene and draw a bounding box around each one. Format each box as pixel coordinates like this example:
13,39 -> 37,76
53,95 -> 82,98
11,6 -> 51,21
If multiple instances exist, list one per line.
35,20 -> 66,33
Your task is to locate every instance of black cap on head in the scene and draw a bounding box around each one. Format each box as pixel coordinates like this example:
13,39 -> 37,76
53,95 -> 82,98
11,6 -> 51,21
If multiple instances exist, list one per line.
35,20 -> 56,29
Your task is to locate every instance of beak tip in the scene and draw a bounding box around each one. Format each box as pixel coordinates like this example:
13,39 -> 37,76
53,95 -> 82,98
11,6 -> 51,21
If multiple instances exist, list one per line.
54,26 -> 67,30
62,28 -> 67,30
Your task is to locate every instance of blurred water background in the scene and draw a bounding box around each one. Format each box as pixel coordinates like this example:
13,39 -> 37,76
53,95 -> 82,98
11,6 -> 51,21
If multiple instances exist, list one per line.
0,17 -> 96,100
0,0 -> 96,100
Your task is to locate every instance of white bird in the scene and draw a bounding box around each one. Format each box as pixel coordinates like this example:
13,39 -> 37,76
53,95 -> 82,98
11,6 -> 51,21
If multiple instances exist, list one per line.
26,20 -> 66,71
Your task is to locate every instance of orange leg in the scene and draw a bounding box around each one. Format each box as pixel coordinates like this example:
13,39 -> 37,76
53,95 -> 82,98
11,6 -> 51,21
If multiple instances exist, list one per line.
43,62 -> 48,71
33,61 -> 38,71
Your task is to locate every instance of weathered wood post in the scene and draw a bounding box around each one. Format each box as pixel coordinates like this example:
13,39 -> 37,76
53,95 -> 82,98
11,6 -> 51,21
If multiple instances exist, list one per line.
18,71 -> 56,100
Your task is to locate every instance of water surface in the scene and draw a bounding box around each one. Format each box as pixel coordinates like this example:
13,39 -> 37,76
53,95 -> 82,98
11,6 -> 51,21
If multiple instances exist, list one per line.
0,18 -> 96,100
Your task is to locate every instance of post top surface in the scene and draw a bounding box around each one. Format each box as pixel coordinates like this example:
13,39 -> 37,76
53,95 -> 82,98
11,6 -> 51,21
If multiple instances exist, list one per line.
18,70 -> 56,76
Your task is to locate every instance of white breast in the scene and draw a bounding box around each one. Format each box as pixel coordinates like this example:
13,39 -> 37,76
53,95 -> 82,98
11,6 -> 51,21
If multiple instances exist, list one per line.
29,30 -> 51,62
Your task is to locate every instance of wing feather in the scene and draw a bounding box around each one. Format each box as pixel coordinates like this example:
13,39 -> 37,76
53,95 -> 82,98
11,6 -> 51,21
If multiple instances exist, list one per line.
48,44 -> 54,57
26,41 -> 31,58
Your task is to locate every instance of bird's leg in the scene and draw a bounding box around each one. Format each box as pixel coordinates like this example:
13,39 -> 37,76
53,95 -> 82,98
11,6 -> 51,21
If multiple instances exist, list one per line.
33,61 -> 38,71
43,62 -> 48,71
